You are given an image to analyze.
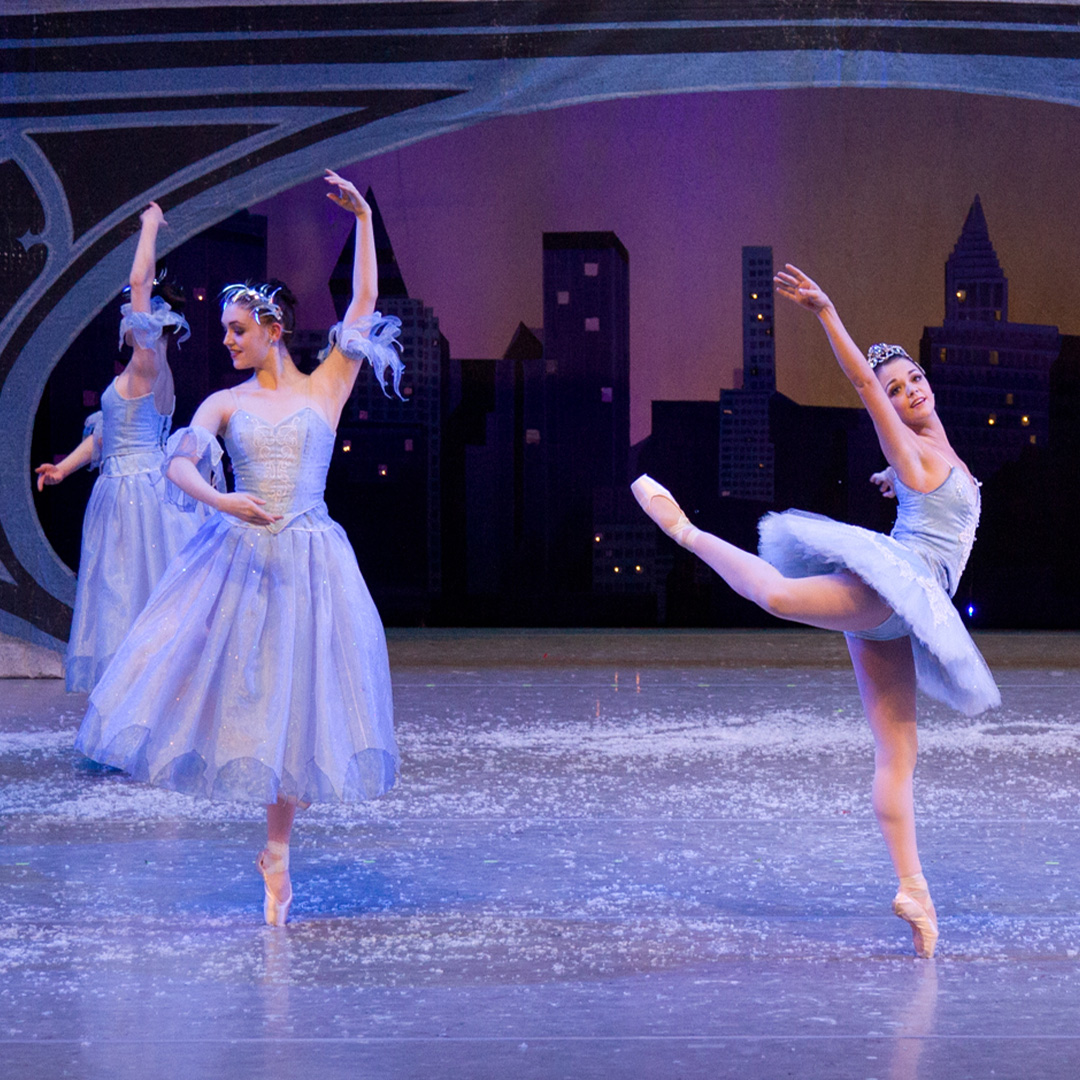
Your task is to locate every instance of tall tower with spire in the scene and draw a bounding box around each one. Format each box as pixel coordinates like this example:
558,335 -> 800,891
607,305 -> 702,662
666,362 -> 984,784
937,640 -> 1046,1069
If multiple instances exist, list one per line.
327,189 -> 445,616
921,196 -> 1060,480
944,196 -> 1008,323
719,246 -> 775,500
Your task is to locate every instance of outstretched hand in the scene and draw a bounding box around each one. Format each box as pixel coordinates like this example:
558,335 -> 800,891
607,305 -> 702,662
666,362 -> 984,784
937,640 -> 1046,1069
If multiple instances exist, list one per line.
34,462 -> 65,491
774,264 -> 832,315
870,467 -> 897,499
324,169 -> 371,218
140,201 -> 167,230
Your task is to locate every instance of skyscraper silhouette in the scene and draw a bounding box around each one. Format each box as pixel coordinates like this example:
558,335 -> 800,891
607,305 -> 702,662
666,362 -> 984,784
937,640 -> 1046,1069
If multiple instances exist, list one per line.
327,190 -> 444,618
719,246 -> 775,500
921,196 -> 1060,479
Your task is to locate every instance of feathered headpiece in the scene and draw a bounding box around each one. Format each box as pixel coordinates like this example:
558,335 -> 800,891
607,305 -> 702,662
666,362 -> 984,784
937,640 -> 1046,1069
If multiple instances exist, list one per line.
220,282 -> 285,325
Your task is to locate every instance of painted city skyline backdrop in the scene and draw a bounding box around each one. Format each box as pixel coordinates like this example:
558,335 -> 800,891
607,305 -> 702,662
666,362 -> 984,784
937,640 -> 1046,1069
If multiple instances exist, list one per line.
253,86 -> 1080,445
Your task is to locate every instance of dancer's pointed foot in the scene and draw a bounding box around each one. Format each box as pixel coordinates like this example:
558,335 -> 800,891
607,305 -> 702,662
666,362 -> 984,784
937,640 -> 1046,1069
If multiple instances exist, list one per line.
631,474 -> 698,548
893,872 -> 938,958
257,841 -> 292,927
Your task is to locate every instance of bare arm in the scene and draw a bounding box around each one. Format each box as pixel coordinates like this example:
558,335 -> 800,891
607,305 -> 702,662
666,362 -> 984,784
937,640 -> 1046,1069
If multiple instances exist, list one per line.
774,265 -> 924,478
34,435 -> 94,491
165,393 -> 280,525
311,170 -> 378,421
122,203 -> 169,395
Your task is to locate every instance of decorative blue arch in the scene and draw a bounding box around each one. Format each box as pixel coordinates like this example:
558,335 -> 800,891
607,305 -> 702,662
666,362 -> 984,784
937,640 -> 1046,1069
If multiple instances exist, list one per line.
2,0 -> 1080,647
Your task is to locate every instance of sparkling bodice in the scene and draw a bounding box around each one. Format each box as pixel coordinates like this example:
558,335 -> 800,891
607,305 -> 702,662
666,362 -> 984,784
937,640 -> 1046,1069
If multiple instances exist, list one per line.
892,468 -> 981,596
97,380 -> 171,474
224,407 -> 336,521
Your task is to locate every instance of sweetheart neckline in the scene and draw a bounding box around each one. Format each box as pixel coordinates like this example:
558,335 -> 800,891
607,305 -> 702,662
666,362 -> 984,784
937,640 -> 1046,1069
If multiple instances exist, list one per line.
226,405 -> 335,438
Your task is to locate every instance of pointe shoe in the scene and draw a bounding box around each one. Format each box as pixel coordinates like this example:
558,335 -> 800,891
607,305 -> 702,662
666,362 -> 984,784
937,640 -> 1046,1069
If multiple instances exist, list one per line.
893,880 -> 938,959
631,474 -> 697,547
257,842 -> 292,927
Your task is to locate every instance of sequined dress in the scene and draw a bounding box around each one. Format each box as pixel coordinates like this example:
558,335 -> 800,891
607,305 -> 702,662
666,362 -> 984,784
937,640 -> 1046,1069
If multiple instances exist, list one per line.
758,467 -> 1000,715
65,378 -> 201,692
75,406 -> 398,803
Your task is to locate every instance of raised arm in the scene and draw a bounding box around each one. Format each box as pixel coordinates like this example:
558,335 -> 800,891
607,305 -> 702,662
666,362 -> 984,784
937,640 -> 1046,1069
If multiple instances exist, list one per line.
774,265 -> 924,477
122,203 -> 170,395
312,170 -> 380,419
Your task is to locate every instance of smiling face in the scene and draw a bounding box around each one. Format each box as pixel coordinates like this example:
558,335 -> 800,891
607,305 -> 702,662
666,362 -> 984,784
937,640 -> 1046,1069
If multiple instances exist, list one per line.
877,358 -> 934,425
221,302 -> 280,370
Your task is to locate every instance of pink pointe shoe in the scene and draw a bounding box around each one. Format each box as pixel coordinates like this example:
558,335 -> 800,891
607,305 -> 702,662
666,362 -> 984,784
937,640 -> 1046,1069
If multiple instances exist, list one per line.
893,875 -> 938,959
257,841 -> 292,927
631,474 -> 698,547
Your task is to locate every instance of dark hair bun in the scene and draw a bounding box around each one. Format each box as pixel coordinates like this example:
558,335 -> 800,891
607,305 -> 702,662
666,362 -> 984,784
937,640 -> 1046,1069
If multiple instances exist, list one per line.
154,280 -> 186,317
265,278 -> 297,332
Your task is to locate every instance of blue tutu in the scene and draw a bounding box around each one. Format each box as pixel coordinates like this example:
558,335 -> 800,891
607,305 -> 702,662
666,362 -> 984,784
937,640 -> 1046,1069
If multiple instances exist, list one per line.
758,468 -> 1000,716
75,407 -> 398,804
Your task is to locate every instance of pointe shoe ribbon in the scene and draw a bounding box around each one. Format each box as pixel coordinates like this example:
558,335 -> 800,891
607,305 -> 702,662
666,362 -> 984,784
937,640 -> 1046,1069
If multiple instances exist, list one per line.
631,474 -> 697,547
893,887 -> 938,959
257,842 -> 293,928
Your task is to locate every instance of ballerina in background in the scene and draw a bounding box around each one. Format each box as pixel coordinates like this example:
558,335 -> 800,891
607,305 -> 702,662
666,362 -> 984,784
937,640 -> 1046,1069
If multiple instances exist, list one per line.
35,202 -> 200,693
632,264 -> 1000,959
76,171 -> 404,926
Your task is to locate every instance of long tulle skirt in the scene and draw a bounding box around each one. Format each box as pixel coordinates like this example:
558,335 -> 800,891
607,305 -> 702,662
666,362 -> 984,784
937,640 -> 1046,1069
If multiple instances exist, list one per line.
76,509 -> 398,804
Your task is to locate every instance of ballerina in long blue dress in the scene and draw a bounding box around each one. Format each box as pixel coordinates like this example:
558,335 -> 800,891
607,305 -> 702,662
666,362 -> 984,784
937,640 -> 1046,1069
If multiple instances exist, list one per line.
632,264 -> 1000,959
35,202 -> 200,692
75,172 -> 405,926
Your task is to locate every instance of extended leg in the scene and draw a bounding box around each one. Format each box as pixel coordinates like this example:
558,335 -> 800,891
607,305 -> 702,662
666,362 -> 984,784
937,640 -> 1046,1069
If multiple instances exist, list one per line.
632,475 -> 892,632
847,634 -> 938,957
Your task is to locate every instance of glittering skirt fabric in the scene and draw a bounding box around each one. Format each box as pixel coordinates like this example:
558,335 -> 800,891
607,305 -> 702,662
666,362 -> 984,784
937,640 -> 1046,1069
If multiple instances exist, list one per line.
758,509 -> 1000,716
65,463 -> 199,693
76,507 -> 398,804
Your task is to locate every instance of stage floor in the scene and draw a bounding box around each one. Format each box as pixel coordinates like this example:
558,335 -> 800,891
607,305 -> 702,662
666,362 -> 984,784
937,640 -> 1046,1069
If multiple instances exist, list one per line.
2,630 -> 1078,1078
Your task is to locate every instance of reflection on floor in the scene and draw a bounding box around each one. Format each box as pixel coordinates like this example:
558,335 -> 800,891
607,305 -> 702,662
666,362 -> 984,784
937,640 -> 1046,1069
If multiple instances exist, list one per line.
1,630 -> 1078,1078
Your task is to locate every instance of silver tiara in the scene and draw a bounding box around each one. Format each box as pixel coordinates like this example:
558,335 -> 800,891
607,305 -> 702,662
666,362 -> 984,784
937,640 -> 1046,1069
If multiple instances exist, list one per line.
220,282 -> 284,324
867,343 -> 912,369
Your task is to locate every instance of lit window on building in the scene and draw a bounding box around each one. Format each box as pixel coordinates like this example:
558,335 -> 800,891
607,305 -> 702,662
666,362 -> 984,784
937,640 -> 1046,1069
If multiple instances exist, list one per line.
594,533 -> 603,543
613,565 -> 620,574
1005,393 -> 1014,405
989,350 -> 999,365
585,317 -> 600,332
341,439 -> 352,453
404,438 -> 414,451
1030,434 -> 1037,444
756,313 -> 764,321
403,386 -> 413,396
194,288 -> 207,302
1021,415 -> 1030,427
988,413 -> 996,426
525,428 -> 541,445
750,292 -> 758,300
557,290 -> 569,304
377,464 -> 388,477
584,263 -> 599,277
601,387 -> 613,403
956,289 -> 966,301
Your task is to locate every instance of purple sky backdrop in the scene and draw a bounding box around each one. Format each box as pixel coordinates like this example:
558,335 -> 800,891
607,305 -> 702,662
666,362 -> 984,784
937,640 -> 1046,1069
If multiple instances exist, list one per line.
253,88 -> 1080,444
